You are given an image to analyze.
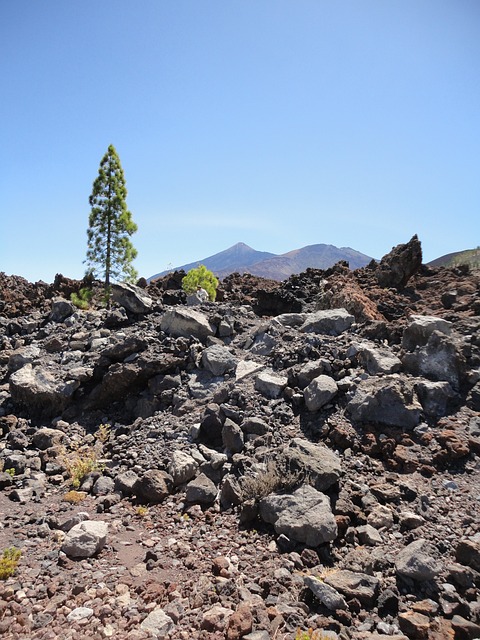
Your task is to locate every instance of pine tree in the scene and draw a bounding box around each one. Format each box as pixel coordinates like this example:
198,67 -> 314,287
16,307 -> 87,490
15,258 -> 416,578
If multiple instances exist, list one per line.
86,144 -> 138,299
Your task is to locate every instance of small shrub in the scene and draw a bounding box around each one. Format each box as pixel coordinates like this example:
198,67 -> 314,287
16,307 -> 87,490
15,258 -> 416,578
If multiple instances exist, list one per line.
136,506 -> 149,517
295,629 -> 333,640
63,490 -> 87,503
182,264 -> 218,301
96,423 -> 111,444
4,468 -> 15,478
70,287 -> 93,310
240,456 -> 302,502
0,548 -> 21,580
63,446 -> 103,489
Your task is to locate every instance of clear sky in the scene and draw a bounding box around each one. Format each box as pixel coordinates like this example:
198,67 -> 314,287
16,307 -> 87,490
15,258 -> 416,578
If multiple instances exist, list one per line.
2,1 -> 479,283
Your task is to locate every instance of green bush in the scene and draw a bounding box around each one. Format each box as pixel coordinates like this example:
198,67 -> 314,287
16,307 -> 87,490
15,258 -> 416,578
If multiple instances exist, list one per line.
0,548 -> 21,580
70,287 -> 93,310
182,264 -> 218,301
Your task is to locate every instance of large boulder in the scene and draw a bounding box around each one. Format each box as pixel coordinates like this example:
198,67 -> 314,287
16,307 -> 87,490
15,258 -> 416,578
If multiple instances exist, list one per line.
202,345 -> 237,376
259,484 -> 338,546
402,331 -> 465,391
9,364 -> 80,418
61,520 -> 108,558
355,342 -> 402,375
254,370 -> 288,399
402,315 -> 453,351
300,308 -> 355,336
304,374 -> 338,411
376,235 -> 422,289
346,375 -> 422,428
161,308 -> 216,341
283,438 -> 342,491
111,282 -> 153,314
324,570 -> 380,607
395,538 -> 441,581
134,470 -> 172,503
48,297 -> 76,323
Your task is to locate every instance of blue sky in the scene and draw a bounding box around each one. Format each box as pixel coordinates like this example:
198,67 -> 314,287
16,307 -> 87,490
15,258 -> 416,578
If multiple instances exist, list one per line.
2,1 -> 479,283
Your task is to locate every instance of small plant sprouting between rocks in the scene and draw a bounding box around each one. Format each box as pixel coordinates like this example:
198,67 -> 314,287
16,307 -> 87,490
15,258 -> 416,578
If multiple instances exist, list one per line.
62,444 -> 104,489
70,287 -> 93,310
295,629 -> 334,640
0,548 -> 21,580
63,490 -> 87,503
240,456 -> 303,502
4,468 -> 15,478
136,506 -> 149,517
96,423 -> 111,444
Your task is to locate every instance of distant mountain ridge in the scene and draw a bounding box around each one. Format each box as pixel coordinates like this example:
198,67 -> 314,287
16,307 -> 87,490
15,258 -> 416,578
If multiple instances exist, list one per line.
149,242 -> 375,282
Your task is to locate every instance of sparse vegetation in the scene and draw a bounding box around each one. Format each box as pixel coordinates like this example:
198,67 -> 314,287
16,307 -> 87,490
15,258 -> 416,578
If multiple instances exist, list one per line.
70,286 -> 93,310
63,490 -> 88,503
240,456 -> 303,502
96,422 -> 111,444
4,468 -> 15,478
295,629 -> 334,640
451,247 -> 480,269
62,444 -> 104,489
182,264 -> 218,301
0,548 -> 21,580
136,506 -> 149,517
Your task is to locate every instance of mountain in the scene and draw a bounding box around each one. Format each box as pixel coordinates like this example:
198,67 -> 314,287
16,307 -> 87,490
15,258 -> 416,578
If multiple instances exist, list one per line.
239,244 -> 374,280
149,242 -> 374,282
149,242 -> 276,282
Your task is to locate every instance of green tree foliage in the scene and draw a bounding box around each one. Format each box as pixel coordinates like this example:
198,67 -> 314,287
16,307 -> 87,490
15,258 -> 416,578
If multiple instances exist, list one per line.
182,264 -> 218,301
86,145 -> 138,298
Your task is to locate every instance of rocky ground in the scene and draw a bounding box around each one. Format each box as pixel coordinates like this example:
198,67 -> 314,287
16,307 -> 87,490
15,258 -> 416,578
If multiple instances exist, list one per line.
0,237 -> 479,640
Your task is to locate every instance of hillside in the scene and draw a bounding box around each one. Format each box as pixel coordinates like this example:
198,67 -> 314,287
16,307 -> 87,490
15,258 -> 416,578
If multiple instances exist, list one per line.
150,242 -> 374,282
149,242 -> 276,282
428,248 -> 480,269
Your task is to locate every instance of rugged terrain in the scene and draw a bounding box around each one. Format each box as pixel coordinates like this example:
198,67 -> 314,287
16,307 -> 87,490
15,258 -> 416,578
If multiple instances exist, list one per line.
0,236 -> 479,640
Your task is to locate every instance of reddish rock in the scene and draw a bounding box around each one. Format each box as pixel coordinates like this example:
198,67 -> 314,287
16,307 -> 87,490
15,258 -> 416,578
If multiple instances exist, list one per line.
225,603 -> 253,639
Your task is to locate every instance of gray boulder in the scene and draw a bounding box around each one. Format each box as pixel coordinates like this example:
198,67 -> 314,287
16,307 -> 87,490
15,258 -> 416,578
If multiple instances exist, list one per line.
395,538 -> 441,581
402,315 -> 453,351
356,342 -> 402,375
415,380 -> 456,417
49,297 -> 76,323
254,370 -> 287,399
300,308 -> 355,336
346,375 -> 422,428
304,374 -> 338,411
32,427 -> 66,450
161,308 -> 215,341
304,576 -> 348,610
222,418 -> 244,454
114,470 -> 139,497
140,608 -> 174,638
283,438 -> 342,491
185,472 -> 217,505
111,282 -> 153,314
168,450 -> 199,486
8,346 -> 41,372
202,345 -> 237,376
61,520 -> 108,558
324,569 -> 380,606
259,484 -> 338,546
402,331 -> 465,390
10,364 -> 80,418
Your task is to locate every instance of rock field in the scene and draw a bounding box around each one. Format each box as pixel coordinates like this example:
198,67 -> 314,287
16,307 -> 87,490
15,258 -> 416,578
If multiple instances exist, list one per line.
0,236 -> 479,640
